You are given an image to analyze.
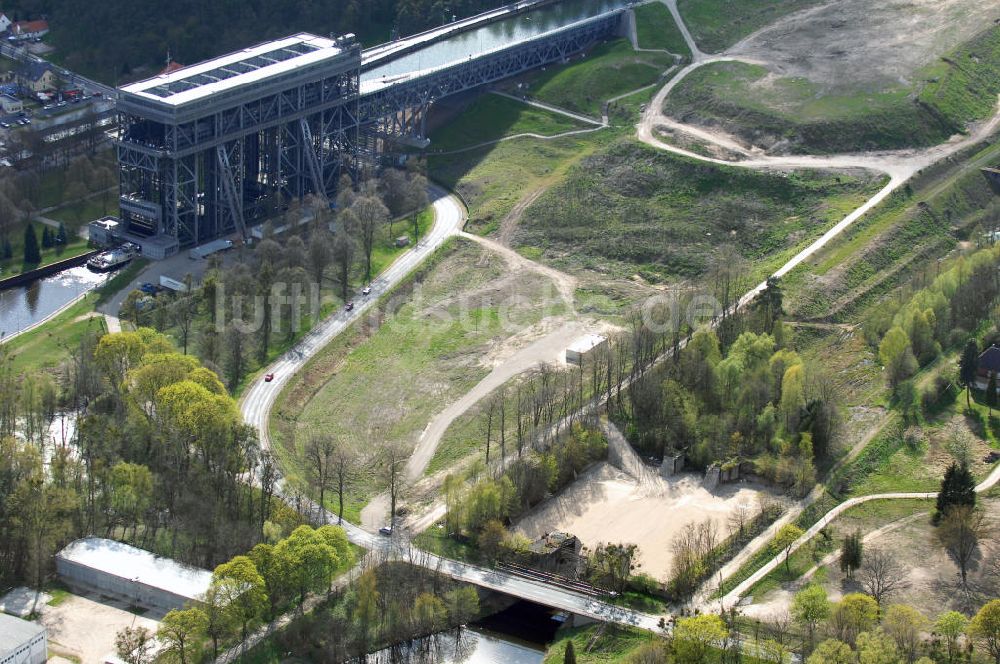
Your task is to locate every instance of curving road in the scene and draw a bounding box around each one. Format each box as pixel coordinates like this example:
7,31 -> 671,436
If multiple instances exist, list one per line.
240,185 -> 464,455
236,0 -> 1000,629
238,185 -> 666,630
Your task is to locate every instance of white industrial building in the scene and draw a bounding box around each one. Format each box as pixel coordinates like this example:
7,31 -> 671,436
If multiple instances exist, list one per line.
565,334 -> 608,366
56,538 -> 213,612
0,614 -> 47,664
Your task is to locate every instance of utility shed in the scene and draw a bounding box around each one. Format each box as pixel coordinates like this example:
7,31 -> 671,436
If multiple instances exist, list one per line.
565,334 -> 607,366
56,538 -> 212,612
0,614 -> 47,664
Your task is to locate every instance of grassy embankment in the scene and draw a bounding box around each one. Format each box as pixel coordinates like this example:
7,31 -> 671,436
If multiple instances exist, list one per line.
2,294 -> 106,375
270,238 -> 568,522
522,39 -> 674,118
430,38 -> 672,237
514,139 -> 884,284
663,26 -> 1000,153
713,134 -> 1000,598
428,93 -> 587,152
633,2 -> 690,58
676,0 -> 825,54
0,220 -> 91,278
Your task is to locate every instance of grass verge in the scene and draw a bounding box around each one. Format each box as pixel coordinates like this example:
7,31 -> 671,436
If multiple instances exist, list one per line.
634,2 -> 690,58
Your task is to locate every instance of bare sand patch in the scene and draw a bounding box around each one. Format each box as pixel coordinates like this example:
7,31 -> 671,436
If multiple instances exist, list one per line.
40,592 -> 162,664
516,461 -> 787,581
730,0 -> 999,94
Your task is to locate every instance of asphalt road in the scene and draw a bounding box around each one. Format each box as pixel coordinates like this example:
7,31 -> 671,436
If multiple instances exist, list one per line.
238,186 -> 664,629
239,185 -> 464,454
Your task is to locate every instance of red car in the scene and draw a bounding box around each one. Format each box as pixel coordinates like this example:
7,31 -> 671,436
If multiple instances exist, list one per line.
264,373 -> 275,382
345,301 -> 355,312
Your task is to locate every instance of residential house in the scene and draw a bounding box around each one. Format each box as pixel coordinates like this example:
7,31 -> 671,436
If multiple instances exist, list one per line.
10,19 -> 48,41
20,62 -> 56,93
0,13 -> 12,33
974,345 -> 1000,391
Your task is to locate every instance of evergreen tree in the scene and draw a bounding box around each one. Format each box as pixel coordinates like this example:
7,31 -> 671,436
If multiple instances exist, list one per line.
56,222 -> 68,246
2,237 -> 11,259
40,226 -> 52,249
563,641 -> 576,664
935,461 -> 976,524
22,223 -> 40,264
839,531 -> 862,580
958,339 -> 979,409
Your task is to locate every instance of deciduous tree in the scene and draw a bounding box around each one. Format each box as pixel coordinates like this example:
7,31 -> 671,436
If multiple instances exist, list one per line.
969,599 -> 1000,664
934,610 -> 967,664
774,524 -> 803,572
858,548 -> 908,606
673,614 -> 727,664
792,583 -> 831,651
937,505 -> 987,588
157,608 -> 207,664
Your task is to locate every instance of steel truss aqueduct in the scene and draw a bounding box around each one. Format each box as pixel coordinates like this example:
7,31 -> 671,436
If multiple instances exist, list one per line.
115,2 -> 626,252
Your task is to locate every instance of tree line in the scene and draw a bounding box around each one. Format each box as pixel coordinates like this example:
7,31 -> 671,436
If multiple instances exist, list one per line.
122,166 -> 428,392
868,245 -> 1000,394
0,328 -> 296,590
114,523 -> 355,663
4,0 -> 510,82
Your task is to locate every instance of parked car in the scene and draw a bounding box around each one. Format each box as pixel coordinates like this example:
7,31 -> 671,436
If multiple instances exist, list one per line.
378,526 -> 392,536
0,123 -> 9,129
139,282 -> 158,295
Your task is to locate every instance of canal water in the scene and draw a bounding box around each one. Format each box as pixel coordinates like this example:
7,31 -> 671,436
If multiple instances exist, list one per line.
365,601 -> 561,663
0,265 -> 113,340
362,0 -> 629,82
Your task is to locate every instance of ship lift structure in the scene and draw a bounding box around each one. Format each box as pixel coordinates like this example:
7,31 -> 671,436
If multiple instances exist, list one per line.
115,0 -> 629,255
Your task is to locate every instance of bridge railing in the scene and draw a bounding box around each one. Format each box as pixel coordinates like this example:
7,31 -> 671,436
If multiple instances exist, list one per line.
496,561 -> 609,598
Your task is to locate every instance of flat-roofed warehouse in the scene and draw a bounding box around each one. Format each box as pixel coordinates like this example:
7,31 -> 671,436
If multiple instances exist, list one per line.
0,614 -> 47,664
116,32 -> 361,256
56,538 -> 212,612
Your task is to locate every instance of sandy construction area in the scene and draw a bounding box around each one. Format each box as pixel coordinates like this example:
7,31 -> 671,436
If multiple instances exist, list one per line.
516,429 -> 788,581
730,0 -> 1000,94
40,592 -> 162,663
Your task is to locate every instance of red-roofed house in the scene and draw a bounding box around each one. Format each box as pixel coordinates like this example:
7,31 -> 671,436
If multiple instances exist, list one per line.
974,345 -> 1000,391
10,19 -> 49,41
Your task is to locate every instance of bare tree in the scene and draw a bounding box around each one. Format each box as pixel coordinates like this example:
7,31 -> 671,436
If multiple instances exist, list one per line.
330,445 -> 356,525
938,505 -> 989,588
170,276 -> 197,354
381,441 -> 408,529
305,434 -> 338,522
332,210 -> 358,299
858,547 -> 909,605
308,230 -> 333,288
728,502 -> 753,538
352,193 -> 389,282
